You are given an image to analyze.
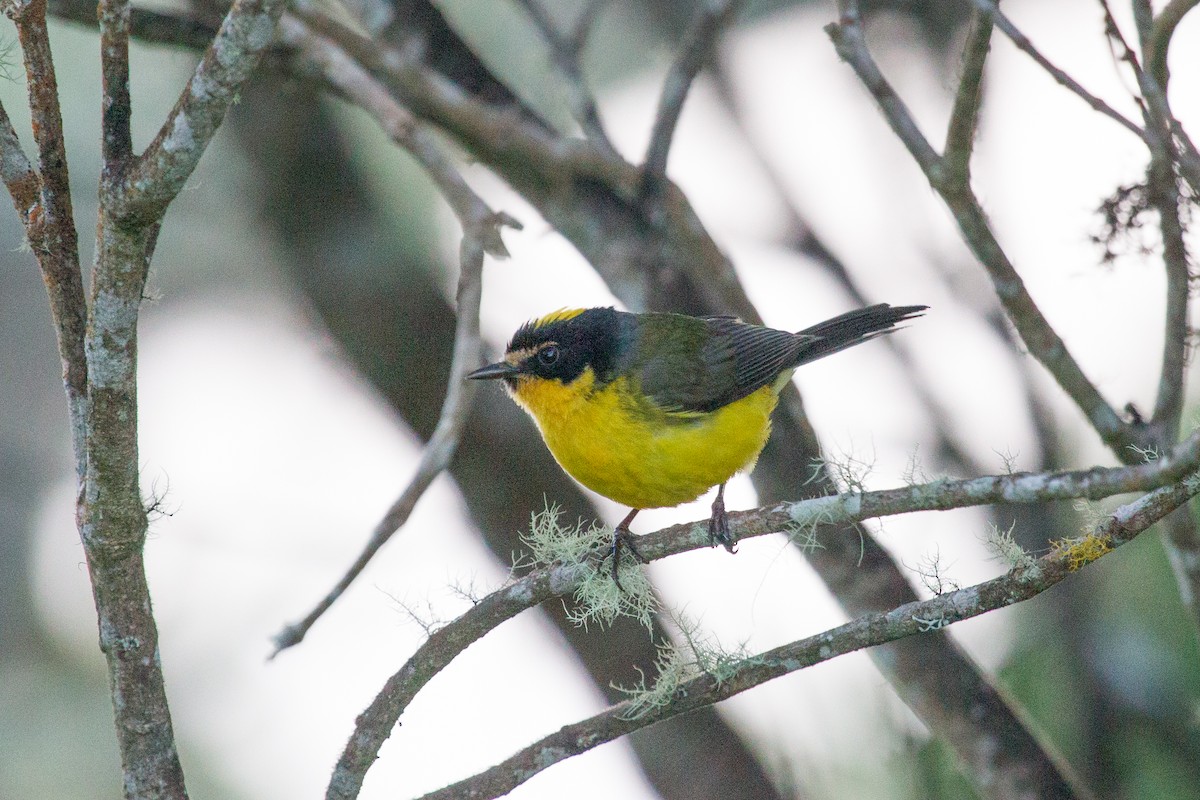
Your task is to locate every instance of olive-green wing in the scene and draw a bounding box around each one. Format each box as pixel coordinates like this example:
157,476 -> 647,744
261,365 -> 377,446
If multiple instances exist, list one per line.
630,314 -> 803,415
628,304 -> 927,415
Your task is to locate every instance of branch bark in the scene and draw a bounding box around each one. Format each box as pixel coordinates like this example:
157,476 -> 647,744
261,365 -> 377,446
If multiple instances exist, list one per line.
332,453 -> 1200,799
0,0 -> 288,795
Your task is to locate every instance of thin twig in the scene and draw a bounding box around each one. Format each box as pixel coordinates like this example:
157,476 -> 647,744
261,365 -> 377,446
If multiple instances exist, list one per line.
970,0 -> 1148,143
826,3 -> 941,175
328,439 -> 1200,798
269,215 -> 490,656
511,0 -> 615,151
944,7 -> 992,183
291,5 -> 764,322
1097,2 -> 1192,442
270,16 -> 518,654
1147,0 -> 1200,88
1103,0 -> 1200,197
642,0 -> 745,195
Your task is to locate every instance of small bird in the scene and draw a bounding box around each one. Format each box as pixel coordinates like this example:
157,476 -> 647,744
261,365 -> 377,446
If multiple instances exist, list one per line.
467,303 -> 926,582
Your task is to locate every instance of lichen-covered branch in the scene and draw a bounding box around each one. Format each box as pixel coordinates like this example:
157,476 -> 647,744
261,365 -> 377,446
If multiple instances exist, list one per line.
326,431 -> 1200,798
54,0 -> 289,794
416,478 -> 1194,800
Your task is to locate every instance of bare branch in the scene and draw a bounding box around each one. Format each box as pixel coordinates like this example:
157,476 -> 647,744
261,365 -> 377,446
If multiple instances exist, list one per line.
0,103 -> 37,212
944,8 -> 992,183
825,3 -> 942,174
269,210 -> 500,654
3,0 -> 88,473
48,0 -> 222,49
269,16 -> 520,654
331,444 -> 1200,798
511,0 -> 615,150
1094,3 -> 1192,443
98,0 -> 134,165
115,0 -> 289,225
642,0 -> 746,193
1131,0 -> 1154,52
1147,0 -> 1200,88
827,0 -> 1140,458
970,0 -> 1147,142
276,14 -> 519,248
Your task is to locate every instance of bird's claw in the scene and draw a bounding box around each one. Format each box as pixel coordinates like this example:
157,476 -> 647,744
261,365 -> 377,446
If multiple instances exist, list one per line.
603,527 -> 647,592
709,494 -> 737,553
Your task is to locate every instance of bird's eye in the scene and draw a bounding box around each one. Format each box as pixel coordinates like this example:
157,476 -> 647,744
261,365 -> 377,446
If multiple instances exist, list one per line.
537,345 -> 561,367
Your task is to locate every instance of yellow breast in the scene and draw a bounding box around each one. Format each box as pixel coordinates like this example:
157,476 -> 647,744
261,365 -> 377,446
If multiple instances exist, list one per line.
509,368 -> 777,510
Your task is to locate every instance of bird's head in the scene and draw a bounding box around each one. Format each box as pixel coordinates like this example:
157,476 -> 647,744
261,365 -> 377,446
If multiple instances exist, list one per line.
467,307 -> 620,390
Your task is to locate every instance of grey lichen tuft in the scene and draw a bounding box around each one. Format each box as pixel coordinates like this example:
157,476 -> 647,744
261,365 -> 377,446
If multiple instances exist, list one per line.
520,503 -> 656,631
612,640 -> 692,720
983,519 -> 1036,571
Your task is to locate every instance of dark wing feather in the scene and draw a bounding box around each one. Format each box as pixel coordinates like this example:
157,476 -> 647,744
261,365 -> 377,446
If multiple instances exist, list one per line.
792,303 -> 927,365
632,314 -> 802,414
700,317 -> 805,409
628,304 -> 927,415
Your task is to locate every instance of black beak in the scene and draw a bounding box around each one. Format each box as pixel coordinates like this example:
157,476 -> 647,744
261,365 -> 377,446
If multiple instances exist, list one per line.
466,361 -> 521,380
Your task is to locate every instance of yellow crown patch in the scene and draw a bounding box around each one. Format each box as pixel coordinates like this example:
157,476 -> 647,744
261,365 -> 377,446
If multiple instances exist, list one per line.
532,308 -> 587,328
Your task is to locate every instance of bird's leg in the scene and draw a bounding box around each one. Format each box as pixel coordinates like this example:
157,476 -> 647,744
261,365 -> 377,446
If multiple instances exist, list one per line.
607,508 -> 647,590
709,483 -> 737,553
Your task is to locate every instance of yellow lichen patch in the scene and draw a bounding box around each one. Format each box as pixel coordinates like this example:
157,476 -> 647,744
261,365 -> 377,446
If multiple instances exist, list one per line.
1051,533 -> 1114,572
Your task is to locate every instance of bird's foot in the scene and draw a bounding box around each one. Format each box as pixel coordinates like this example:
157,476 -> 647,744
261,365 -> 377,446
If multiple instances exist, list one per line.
709,490 -> 737,553
606,526 -> 648,592
597,509 -> 647,592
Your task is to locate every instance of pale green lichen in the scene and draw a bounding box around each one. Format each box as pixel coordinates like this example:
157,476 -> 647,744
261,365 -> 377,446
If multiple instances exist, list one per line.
613,641 -> 691,720
612,614 -> 765,719
983,519 -> 1036,570
520,503 -> 656,631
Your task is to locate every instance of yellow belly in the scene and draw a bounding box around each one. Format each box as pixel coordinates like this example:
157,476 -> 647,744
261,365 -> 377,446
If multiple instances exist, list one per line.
509,369 -> 777,509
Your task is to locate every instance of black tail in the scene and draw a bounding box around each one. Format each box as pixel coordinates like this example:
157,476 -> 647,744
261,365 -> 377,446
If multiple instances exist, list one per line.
794,303 -> 927,366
